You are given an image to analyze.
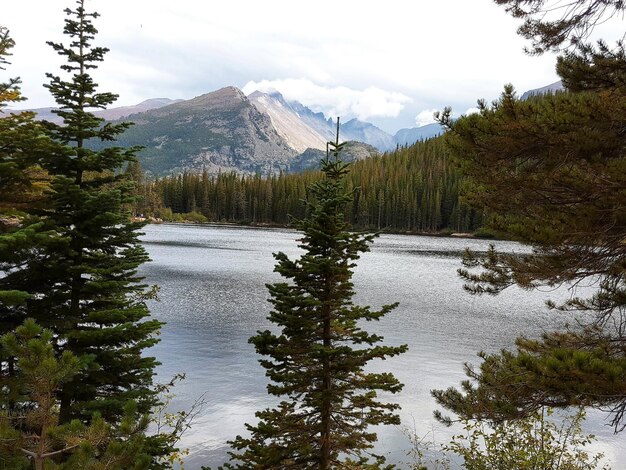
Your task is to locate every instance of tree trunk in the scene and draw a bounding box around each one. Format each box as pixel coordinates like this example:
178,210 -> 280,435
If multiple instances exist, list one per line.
320,302 -> 332,470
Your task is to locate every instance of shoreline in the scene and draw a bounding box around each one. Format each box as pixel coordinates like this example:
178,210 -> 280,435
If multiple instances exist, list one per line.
137,217 -> 492,240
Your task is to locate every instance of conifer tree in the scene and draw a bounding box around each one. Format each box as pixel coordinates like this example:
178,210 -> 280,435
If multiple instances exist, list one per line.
143,138 -> 480,234
493,0 -> 625,54
0,27 -> 51,311
0,319 -> 151,470
432,1 -> 626,431
0,0 -> 162,426
0,27 -> 43,209
227,121 -> 407,469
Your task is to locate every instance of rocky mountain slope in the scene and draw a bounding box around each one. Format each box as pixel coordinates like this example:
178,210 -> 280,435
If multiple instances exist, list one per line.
250,90 -> 441,153
20,86 -> 445,176
341,118 -> 396,151
521,80 -> 564,100
248,91 -> 328,153
394,123 -> 443,146
92,86 -> 297,175
289,141 -> 380,173
96,98 -> 184,120
250,91 -> 398,151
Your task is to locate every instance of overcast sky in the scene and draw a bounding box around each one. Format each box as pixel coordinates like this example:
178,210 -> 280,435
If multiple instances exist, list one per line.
4,0 -> 624,133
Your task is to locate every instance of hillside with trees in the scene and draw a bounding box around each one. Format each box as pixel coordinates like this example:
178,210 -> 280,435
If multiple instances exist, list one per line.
137,137 -> 483,234
2,0 -> 625,468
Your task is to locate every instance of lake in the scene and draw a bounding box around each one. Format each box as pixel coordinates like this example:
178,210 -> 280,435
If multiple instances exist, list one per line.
140,223 -> 624,468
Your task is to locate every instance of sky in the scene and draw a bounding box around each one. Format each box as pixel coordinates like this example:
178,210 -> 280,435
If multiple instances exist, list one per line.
3,0 -> 624,133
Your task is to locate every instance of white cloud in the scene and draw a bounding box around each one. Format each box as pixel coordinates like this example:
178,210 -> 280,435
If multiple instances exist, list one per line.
243,78 -> 411,121
464,107 -> 481,116
415,109 -> 439,127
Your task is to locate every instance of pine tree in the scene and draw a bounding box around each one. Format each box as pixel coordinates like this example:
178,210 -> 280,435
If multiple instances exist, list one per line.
227,121 -> 407,469
0,26 -> 51,310
432,1 -> 626,431
494,0 -> 626,54
0,27 -> 44,210
0,0 -> 162,426
0,319 -> 151,470
145,138 -> 480,234
0,27 -> 61,406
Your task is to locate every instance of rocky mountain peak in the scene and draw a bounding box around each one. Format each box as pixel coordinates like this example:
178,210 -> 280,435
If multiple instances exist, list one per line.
342,118 -> 371,130
182,86 -> 248,111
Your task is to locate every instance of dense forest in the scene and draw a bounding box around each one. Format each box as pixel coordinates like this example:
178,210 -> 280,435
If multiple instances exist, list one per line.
135,138 -> 483,233
2,0 -> 625,468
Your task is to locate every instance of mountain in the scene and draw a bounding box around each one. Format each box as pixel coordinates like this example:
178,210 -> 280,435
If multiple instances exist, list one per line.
17,107 -> 60,122
248,91 -> 328,153
96,98 -> 183,120
394,123 -> 444,146
21,88 -> 417,176
14,98 -> 182,124
521,80 -> 564,100
249,91 -> 396,152
289,141 -> 380,173
341,119 -> 396,151
92,86 -> 296,175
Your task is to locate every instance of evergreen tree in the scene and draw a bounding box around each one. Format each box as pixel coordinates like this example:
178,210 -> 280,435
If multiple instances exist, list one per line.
0,0 -> 162,427
0,26 -> 51,311
227,122 -> 407,469
144,138 -> 480,234
432,2 -> 626,431
494,0 -> 626,54
0,319 -> 151,470
0,27 -> 44,210
0,28 -> 62,419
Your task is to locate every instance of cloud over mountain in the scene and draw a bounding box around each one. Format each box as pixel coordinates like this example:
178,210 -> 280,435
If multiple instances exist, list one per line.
243,78 -> 411,121
415,108 -> 439,127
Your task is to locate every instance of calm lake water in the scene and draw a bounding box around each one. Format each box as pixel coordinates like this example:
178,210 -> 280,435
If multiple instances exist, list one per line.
139,223 -> 624,468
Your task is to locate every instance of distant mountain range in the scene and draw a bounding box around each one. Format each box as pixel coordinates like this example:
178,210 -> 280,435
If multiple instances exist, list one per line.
248,90 -> 434,153
18,87 -> 444,176
15,80 -> 565,176
20,98 -> 183,124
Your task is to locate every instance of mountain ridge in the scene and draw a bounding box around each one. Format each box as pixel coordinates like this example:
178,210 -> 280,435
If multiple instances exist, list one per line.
16,86 -> 448,176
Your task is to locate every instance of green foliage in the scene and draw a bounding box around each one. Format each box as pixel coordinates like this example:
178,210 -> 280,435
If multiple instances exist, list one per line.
0,26 -> 53,325
433,328 -> 626,431
144,137 -> 482,233
494,0 -> 626,54
0,4 -> 168,467
0,319 -> 152,470
226,124 -> 407,469
403,409 -> 606,470
154,209 -> 208,224
446,409 -> 607,470
21,0 -> 162,423
433,0 -> 626,436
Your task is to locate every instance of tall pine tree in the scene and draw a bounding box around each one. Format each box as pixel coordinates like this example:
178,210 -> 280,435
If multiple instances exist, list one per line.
0,0 -> 162,425
432,0 -> 626,431
228,121 -> 407,469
